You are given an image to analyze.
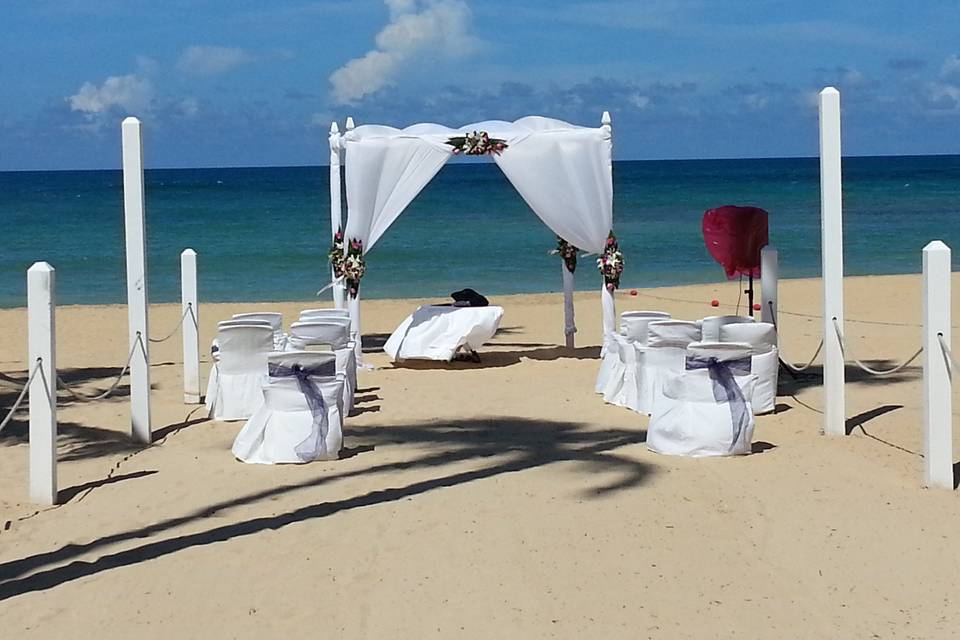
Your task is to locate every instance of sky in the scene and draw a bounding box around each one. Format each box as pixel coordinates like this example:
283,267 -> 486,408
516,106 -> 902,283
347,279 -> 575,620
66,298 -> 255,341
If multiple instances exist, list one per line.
1,0 -> 958,170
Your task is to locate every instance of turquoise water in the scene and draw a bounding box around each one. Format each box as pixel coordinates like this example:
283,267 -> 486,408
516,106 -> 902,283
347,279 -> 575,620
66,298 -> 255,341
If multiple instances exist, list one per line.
0,156 -> 958,308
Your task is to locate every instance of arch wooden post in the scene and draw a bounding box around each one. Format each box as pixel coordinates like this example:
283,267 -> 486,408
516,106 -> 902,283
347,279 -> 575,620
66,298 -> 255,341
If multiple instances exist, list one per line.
122,117 -> 152,443
761,246 -> 778,327
599,110 -> 616,338
819,88 -> 845,436
28,262 -> 57,505
181,249 -> 200,404
330,122 -> 345,309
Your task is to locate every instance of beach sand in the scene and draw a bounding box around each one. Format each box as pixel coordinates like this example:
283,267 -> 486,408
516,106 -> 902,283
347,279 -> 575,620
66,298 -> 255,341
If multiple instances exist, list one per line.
1,274 -> 958,638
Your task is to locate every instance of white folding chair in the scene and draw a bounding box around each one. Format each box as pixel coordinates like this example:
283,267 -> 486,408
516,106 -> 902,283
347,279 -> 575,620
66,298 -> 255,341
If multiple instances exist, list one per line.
601,333 -> 641,411
288,320 -> 356,414
647,341 -> 757,457
232,312 -> 286,349
205,324 -> 273,421
635,320 -> 701,415
619,311 -> 671,337
597,311 -> 670,395
299,308 -> 351,324
719,322 -> 778,414
211,319 -> 273,362
699,315 -> 755,342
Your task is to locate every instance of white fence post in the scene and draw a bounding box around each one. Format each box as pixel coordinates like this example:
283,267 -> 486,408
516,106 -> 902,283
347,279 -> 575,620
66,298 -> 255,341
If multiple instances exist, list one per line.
562,262 -> 576,349
28,262 -> 57,505
181,249 -> 200,404
329,122 -> 345,309
922,240 -> 953,489
122,117 -> 152,443
761,246 -> 779,327
819,87 -> 846,436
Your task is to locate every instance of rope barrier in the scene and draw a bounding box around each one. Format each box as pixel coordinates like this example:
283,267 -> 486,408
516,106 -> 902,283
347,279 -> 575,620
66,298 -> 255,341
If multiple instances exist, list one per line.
767,301 -> 823,373
56,333 -> 147,403
938,334 -> 959,375
0,360 -> 43,434
0,370 -> 29,389
148,304 -> 196,343
832,317 -> 922,376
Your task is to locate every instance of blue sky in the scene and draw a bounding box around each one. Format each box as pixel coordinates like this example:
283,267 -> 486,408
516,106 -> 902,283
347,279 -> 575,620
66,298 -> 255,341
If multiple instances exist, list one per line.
2,0 -> 958,170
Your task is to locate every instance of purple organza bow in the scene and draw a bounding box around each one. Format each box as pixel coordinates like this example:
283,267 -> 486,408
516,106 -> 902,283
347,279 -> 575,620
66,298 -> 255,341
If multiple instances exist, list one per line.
685,355 -> 752,451
268,363 -> 329,462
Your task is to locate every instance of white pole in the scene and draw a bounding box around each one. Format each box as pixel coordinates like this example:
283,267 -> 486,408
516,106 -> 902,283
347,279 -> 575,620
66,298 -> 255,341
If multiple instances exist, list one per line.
181,249 -> 200,404
922,240 -> 953,489
343,116 -> 362,362
819,88 -> 845,436
122,117 -> 152,443
562,262 -> 576,348
600,110 -> 616,339
330,122 -> 345,309
760,246 -> 779,327
28,262 -> 57,505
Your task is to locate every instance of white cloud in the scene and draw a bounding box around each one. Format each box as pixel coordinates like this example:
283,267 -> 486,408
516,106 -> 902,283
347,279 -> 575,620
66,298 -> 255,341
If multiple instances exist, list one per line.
68,74 -> 154,115
329,0 -> 479,104
940,54 -> 960,82
177,45 -> 253,76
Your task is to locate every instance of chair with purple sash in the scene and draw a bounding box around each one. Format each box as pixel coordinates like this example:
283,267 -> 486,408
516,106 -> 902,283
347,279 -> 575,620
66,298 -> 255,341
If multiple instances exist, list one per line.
647,342 -> 757,457
232,351 -> 344,464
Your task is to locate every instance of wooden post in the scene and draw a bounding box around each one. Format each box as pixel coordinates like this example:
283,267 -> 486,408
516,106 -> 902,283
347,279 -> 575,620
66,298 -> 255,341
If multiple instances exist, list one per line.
28,262 -> 57,505
922,240 -> 953,489
600,110 -> 616,338
181,249 -> 200,404
819,88 -> 845,436
760,246 -> 779,327
122,117 -> 152,443
330,122 -> 345,309
562,262 -> 576,348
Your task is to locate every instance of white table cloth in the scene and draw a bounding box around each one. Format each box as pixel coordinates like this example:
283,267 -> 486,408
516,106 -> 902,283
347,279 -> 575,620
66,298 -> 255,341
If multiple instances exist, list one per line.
384,305 -> 504,361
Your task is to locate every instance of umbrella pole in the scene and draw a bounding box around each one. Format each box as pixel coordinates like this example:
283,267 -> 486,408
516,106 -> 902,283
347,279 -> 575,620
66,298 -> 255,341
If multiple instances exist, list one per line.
747,273 -> 755,317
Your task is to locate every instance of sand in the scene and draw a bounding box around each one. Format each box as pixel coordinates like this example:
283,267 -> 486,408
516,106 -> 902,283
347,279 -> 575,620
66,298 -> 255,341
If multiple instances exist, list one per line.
0,274 -> 958,639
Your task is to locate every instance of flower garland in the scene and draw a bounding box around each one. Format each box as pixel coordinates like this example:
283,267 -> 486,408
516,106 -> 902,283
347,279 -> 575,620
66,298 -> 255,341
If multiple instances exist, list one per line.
556,236 -> 579,273
328,227 -> 345,279
597,232 -> 624,292
343,238 -> 365,298
446,131 -> 508,156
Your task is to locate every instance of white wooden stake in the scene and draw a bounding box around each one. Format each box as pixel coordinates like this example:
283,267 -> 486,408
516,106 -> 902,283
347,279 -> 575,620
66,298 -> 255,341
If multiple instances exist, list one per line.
562,262 -> 576,348
761,246 -> 779,327
330,122 -> 345,309
181,249 -> 200,404
922,240 -> 953,489
122,117 -> 152,443
819,88 -> 845,436
28,262 -> 57,505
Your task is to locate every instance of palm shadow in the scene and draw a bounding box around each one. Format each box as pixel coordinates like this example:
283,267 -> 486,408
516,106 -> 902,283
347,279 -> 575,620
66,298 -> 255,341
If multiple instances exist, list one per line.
779,362 -> 919,394
390,345 -> 600,370
0,417 -> 650,600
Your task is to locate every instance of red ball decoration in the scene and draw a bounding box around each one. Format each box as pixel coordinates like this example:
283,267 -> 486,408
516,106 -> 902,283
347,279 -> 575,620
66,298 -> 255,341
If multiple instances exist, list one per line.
710,299 -> 720,307
629,289 -> 638,296
752,303 -> 761,311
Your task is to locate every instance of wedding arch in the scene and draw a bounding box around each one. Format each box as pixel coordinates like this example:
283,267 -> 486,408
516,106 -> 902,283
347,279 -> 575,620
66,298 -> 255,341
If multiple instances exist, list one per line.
327,113 -> 619,355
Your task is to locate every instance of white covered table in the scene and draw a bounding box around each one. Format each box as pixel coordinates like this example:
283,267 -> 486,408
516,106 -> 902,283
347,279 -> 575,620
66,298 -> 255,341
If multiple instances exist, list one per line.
384,305 -> 504,362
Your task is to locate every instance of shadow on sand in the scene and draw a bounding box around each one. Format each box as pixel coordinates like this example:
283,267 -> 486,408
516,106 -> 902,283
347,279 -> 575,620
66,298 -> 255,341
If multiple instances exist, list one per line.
0,417 -> 650,600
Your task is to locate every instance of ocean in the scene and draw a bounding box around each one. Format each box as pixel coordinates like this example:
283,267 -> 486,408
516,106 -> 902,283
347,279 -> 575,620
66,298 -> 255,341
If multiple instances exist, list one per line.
1,155 -> 958,308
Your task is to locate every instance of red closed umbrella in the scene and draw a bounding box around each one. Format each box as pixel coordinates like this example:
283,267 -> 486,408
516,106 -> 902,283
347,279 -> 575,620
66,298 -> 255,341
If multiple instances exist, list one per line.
702,205 -> 769,279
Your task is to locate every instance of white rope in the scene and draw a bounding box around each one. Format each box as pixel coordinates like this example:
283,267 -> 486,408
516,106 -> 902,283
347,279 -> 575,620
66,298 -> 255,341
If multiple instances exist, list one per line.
832,318 -> 922,376
0,360 -> 43,433
56,333 -> 147,403
316,277 -> 345,296
938,334 -> 959,375
767,301 -> 822,372
148,304 -> 195,343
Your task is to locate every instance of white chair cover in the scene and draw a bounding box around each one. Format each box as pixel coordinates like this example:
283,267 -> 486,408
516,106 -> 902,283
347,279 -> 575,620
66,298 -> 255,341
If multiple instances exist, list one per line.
383,305 -> 504,361
700,315 -> 755,342
300,309 -> 351,324
647,341 -> 757,457
232,312 -> 286,349
720,322 -> 778,414
619,310 -> 670,334
635,320 -> 701,415
205,325 -> 273,421
601,334 -> 641,410
622,313 -> 671,344
231,373 -> 345,464
288,320 -> 350,350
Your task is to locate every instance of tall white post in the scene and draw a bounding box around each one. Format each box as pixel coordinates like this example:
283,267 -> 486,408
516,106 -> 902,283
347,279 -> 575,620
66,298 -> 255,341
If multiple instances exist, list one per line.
819,88 -> 845,436
922,241 -> 953,489
330,122 -> 346,309
760,246 -> 779,327
181,249 -> 200,404
562,262 -> 576,348
122,117 -> 152,443
28,262 -> 57,505
600,110 -> 616,338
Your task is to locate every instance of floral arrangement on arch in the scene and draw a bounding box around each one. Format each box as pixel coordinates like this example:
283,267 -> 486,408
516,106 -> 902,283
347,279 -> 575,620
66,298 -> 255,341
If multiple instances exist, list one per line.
446,131 -> 508,156
556,236 -> 579,273
597,232 -> 624,292
328,227 -> 345,279
343,238 -> 366,298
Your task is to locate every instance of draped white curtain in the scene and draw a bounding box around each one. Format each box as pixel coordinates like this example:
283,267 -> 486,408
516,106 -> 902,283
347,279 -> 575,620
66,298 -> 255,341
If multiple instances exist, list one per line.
341,116 -> 616,350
